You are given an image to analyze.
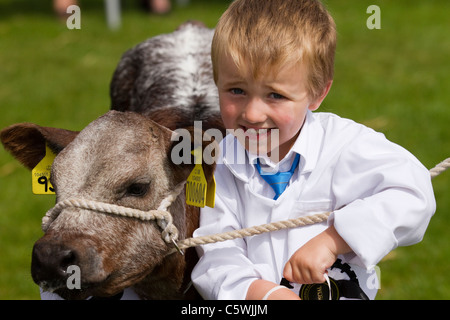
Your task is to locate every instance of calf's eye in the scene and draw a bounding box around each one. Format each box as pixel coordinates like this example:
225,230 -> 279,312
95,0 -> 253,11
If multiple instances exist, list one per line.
126,183 -> 150,197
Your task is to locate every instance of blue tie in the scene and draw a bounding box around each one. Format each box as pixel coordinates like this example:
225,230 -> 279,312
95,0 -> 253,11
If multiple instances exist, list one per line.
255,153 -> 300,200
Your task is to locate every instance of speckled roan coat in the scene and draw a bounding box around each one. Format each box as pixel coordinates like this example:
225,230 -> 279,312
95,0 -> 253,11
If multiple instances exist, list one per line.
0,22 -> 224,299
110,21 -> 220,129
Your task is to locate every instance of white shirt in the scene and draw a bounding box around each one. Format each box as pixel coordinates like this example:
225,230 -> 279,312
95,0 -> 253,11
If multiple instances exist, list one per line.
191,111 -> 436,300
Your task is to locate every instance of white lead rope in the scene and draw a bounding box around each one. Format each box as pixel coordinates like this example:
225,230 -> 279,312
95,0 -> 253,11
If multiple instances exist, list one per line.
41,157 -> 450,255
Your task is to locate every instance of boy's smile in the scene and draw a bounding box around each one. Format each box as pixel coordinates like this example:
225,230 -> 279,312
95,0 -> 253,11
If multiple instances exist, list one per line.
216,54 -> 329,162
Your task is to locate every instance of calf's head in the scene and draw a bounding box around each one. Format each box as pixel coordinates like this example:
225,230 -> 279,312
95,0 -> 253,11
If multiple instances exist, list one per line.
1,110 -> 215,299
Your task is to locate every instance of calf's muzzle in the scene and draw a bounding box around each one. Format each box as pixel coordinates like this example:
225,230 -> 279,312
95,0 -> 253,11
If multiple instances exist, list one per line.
31,241 -> 79,289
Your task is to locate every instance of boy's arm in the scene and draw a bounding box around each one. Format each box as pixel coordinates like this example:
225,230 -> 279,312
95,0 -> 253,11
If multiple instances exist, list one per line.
192,164 -> 274,300
283,226 -> 351,284
329,132 -> 435,269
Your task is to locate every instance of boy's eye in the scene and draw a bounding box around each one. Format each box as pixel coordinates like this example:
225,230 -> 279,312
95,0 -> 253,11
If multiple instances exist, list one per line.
230,88 -> 245,95
269,92 -> 286,100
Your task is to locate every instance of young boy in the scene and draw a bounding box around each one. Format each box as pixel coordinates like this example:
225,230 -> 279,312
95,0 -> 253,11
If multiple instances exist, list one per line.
191,0 -> 435,300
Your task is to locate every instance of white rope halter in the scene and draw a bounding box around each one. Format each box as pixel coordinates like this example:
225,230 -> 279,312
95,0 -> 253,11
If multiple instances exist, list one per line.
42,182 -> 186,251
41,157 -> 450,256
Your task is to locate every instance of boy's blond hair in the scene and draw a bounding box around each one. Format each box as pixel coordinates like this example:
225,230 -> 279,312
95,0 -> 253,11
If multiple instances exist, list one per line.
212,0 -> 336,101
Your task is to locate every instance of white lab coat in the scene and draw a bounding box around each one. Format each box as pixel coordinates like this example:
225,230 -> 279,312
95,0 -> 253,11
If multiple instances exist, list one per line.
191,111 -> 436,300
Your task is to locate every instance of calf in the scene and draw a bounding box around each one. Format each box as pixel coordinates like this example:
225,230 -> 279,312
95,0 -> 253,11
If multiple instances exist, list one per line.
110,20 -> 219,125
1,22 -> 223,299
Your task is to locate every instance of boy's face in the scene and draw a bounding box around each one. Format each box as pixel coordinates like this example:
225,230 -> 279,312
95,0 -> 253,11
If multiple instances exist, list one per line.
217,54 -> 328,161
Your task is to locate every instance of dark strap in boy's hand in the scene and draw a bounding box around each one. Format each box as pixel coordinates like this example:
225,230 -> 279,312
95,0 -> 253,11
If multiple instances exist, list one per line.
280,259 -> 370,300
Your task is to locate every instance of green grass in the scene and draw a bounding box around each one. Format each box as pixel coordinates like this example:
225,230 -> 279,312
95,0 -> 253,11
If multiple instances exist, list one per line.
0,0 -> 449,299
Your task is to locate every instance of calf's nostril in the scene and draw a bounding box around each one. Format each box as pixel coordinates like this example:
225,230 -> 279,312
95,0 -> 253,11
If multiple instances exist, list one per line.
59,249 -> 78,274
31,242 -> 79,283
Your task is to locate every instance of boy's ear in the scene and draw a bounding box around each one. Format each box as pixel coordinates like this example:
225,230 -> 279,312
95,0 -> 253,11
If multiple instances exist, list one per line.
168,126 -> 219,186
0,123 -> 79,170
308,80 -> 333,111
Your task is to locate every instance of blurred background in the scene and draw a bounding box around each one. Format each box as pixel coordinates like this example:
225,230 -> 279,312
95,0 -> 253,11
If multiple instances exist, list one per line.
0,0 -> 449,299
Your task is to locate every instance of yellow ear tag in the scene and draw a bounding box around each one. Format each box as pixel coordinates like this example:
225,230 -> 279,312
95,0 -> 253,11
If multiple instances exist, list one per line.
186,148 -> 215,208
205,174 -> 216,208
32,144 -> 56,195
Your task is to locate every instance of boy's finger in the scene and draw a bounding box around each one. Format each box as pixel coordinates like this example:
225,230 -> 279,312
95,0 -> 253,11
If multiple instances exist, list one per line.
283,261 -> 294,282
284,261 -> 312,284
310,271 -> 327,284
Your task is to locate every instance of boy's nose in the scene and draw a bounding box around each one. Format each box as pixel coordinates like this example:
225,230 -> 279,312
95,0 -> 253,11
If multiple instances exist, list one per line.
242,99 -> 268,124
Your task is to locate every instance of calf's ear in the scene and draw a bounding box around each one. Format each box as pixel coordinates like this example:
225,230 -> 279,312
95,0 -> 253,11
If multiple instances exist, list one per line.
0,123 -> 79,170
168,126 -> 219,186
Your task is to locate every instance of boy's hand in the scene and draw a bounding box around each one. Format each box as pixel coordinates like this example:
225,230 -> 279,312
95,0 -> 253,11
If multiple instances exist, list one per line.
283,226 -> 352,284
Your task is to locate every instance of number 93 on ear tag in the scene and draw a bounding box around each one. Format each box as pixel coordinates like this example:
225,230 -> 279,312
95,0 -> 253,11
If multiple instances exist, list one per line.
31,144 -> 56,195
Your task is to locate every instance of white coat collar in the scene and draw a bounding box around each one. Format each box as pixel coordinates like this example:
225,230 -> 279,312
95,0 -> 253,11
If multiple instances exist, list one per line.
220,110 -> 324,183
